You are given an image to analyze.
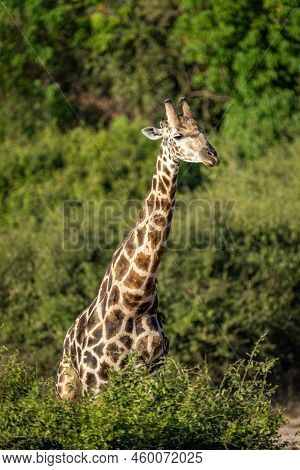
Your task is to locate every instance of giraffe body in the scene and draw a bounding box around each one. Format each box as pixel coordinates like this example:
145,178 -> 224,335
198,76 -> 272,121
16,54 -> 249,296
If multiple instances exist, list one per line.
56,99 -> 219,399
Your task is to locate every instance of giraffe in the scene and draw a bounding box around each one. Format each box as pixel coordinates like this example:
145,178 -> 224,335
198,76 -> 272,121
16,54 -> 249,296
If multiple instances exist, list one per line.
56,98 -> 219,399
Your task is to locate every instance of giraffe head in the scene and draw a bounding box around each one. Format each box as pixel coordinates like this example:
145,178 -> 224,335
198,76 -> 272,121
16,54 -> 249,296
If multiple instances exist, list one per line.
142,98 -> 220,167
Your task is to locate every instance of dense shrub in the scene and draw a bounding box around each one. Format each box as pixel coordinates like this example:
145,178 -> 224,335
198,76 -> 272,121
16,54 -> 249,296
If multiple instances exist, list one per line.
0,348 -> 285,450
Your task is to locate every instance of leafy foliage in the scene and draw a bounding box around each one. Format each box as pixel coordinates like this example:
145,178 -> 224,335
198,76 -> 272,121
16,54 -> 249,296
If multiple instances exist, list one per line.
0,348 -> 285,450
0,1 -> 299,156
172,0 -> 300,156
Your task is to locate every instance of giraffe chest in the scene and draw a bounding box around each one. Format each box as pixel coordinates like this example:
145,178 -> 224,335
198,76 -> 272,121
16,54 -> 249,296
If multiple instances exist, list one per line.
63,295 -> 167,392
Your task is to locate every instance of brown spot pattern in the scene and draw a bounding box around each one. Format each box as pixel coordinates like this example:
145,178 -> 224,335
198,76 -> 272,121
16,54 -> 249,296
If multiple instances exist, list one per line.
163,165 -> 170,176
84,351 -> 98,369
144,277 -> 155,296
138,207 -> 146,223
99,294 -> 107,318
135,252 -> 151,271
162,176 -> 170,187
147,194 -> 155,213
108,285 -> 120,306
125,232 -> 136,257
107,343 -> 124,363
125,317 -> 134,333
86,372 -> 96,388
93,343 -> 104,356
137,227 -> 145,245
136,337 -> 149,360
152,247 -> 164,271
76,314 -> 86,344
123,291 -> 142,308
161,198 -> 171,211
87,309 -> 99,330
147,316 -> 158,331
170,185 -> 176,199
158,179 -> 167,194
152,334 -> 163,357
105,309 -> 125,339
120,335 -> 133,349
124,269 -> 146,289
135,317 -> 145,336
99,278 -> 107,298
148,230 -> 161,249
136,300 -> 153,315
91,325 -> 103,342
115,255 -> 129,281
153,214 -> 165,227
99,361 -> 109,381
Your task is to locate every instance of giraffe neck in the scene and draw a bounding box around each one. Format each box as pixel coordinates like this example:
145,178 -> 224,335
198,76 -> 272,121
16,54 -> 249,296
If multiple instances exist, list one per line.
139,143 -> 179,264
118,144 -> 179,292
98,144 -> 179,307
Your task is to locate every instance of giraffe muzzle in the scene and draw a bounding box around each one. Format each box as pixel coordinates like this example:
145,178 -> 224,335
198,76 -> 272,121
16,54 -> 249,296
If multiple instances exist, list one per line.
201,148 -> 220,167
204,156 -> 220,167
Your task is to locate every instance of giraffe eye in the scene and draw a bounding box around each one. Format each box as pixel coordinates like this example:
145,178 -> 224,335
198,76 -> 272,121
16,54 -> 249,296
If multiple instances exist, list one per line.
173,134 -> 183,140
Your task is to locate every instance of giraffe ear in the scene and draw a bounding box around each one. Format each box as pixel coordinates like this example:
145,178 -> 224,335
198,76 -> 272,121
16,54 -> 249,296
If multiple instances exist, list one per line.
141,127 -> 162,140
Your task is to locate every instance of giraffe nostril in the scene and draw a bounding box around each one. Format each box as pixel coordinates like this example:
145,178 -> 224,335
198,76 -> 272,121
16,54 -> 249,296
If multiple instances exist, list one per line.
206,147 -> 217,158
202,147 -> 214,158
203,147 -> 218,160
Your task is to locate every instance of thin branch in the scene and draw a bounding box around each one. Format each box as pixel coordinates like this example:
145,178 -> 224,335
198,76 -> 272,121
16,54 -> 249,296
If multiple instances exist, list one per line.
189,90 -> 229,102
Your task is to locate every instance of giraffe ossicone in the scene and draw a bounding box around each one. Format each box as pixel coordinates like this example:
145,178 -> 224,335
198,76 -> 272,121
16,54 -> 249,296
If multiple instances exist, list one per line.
56,98 -> 219,399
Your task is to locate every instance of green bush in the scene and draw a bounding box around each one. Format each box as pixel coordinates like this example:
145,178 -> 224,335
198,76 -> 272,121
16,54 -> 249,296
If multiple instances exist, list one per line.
0,347 -> 285,450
